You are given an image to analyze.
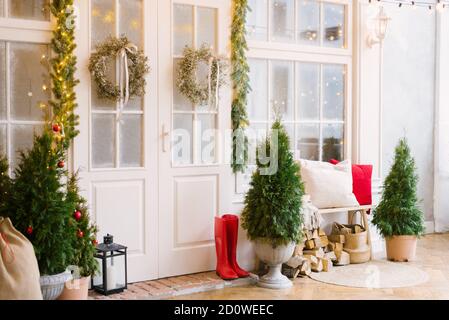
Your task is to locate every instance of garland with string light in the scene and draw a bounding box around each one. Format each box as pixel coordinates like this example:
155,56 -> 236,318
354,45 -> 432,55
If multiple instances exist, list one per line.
231,0 -> 250,173
369,0 -> 448,11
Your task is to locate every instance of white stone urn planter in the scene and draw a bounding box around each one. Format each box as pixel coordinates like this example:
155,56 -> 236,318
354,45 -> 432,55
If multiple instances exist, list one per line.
254,239 -> 295,289
40,270 -> 72,300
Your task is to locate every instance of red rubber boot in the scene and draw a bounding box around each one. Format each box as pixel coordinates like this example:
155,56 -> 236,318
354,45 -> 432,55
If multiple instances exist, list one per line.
214,216 -> 238,280
222,214 -> 250,278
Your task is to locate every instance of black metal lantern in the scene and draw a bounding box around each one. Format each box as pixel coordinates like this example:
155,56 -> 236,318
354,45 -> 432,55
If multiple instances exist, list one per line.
92,234 -> 128,295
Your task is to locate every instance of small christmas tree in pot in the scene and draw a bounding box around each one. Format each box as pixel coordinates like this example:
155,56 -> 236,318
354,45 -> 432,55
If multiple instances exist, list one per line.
241,120 -> 304,289
372,138 -> 425,262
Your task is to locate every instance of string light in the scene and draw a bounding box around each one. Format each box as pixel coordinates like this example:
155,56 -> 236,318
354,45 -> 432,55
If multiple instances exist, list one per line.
373,0 -> 449,11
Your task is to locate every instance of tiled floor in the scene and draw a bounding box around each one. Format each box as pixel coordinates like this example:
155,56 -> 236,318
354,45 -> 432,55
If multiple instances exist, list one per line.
90,233 -> 449,300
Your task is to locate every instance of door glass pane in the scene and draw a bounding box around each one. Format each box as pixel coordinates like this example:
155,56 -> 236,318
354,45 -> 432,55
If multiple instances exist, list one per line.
198,114 -> 216,164
10,43 -> 49,121
271,0 -> 294,42
323,64 -> 344,121
173,58 -> 193,111
173,114 -> 193,165
248,59 -> 268,121
247,0 -> 268,41
322,123 -> 344,162
119,0 -> 143,48
173,4 -> 193,55
8,0 -> 50,21
0,42 -> 5,120
92,114 -> 115,168
297,0 -> 320,45
91,56 -> 116,111
297,124 -> 319,160
197,7 -> 217,52
323,3 -> 345,48
92,0 -> 115,47
271,60 -> 294,121
0,125 -> 6,156
298,63 -> 320,121
11,124 -> 41,170
120,114 -> 142,167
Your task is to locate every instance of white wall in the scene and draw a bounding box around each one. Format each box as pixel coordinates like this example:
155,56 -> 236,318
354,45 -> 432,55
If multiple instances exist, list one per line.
382,5 -> 436,222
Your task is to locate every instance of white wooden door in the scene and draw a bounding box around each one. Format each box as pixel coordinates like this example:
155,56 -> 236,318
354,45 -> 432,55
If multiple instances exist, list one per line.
74,0 -> 159,282
158,0 -> 232,278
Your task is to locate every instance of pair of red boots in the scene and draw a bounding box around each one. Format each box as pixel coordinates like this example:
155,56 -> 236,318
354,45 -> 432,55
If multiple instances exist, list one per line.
214,214 -> 249,280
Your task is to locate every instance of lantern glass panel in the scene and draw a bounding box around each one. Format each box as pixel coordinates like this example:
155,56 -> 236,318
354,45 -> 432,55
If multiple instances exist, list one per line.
92,250 -> 127,294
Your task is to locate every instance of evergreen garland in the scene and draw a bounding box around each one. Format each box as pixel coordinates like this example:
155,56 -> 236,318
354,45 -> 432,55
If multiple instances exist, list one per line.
231,0 -> 250,173
372,138 -> 425,237
241,121 -> 305,247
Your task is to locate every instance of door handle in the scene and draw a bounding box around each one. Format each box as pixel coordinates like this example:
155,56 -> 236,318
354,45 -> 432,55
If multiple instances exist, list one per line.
162,124 -> 170,153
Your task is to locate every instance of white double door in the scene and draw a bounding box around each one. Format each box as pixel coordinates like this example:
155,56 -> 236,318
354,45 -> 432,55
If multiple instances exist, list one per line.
74,0 -> 232,282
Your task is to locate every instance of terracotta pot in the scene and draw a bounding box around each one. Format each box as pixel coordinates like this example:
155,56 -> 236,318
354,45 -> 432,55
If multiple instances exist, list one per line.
58,276 -> 91,300
386,236 -> 417,262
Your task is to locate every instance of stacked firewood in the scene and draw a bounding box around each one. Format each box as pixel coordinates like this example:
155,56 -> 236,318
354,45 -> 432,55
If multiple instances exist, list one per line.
282,228 -> 350,279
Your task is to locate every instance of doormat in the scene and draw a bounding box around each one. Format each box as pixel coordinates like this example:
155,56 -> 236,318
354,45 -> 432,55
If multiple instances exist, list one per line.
309,259 -> 429,289
89,271 -> 258,300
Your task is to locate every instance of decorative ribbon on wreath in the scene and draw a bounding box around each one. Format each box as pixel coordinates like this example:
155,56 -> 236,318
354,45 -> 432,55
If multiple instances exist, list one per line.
117,43 -> 138,123
0,232 -> 15,265
207,56 -> 221,110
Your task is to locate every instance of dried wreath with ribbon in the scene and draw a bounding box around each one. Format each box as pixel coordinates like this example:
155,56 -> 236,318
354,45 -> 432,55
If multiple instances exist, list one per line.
176,45 -> 228,107
89,36 -> 150,119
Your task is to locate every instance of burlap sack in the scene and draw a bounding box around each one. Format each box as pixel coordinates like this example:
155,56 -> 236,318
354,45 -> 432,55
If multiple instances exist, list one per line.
0,217 -> 43,300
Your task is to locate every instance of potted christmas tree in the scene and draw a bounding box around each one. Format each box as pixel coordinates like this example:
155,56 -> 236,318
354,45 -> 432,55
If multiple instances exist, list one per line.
0,156 -> 11,217
241,120 -> 304,289
58,173 -> 98,300
372,138 -> 425,262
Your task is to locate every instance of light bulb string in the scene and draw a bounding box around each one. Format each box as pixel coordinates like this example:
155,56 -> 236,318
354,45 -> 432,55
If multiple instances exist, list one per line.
369,0 -> 448,9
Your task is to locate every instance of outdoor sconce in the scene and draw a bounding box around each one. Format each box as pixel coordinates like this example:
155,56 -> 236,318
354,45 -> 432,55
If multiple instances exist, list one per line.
367,6 -> 391,48
92,234 -> 128,296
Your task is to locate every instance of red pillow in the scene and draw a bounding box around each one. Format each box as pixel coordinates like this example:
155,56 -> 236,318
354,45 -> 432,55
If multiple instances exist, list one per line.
330,159 -> 373,206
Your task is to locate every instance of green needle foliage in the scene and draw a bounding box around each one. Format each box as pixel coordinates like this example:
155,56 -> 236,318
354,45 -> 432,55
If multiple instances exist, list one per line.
372,138 -> 425,237
0,156 -> 11,217
231,0 -> 250,173
9,133 -> 76,275
241,121 -> 304,247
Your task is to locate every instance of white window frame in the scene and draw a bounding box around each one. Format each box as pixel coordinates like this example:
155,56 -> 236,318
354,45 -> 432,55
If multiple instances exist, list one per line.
235,0 -> 353,195
0,1 -> 53,174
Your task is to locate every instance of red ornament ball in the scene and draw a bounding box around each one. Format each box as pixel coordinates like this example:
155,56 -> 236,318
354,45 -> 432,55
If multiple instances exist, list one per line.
92,239 -> 98,246
26,226 -> 33,235
57,161 -> 65,168
73,210 -> 82,221
77,230 -> 84,238
52,124 -> 61,133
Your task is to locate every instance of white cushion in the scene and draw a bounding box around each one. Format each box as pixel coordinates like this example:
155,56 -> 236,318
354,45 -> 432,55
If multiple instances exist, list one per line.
299,160 -> 359,209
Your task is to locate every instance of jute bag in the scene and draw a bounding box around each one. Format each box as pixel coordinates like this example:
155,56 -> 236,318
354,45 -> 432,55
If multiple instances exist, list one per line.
0,217 -> 43,300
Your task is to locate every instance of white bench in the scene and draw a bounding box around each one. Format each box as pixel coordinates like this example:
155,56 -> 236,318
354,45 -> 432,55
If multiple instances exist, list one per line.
317,205 -> 373,260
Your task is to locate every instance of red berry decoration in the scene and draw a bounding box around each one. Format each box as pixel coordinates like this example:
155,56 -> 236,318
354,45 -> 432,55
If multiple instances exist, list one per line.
57,161 -> 65,168
77,230 -> 84,238
26,226 -> 33,235
52,124 -> 61,133
73,210 -> 82,221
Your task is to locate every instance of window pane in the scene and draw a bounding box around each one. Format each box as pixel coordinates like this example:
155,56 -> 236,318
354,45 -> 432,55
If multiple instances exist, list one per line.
92,114 -> 115,168
173,4 -> 193,55
297,124 -> 319,160
323,3 -> 345,48
247,0 -> 268,41
119,0 -> 142,48
92,0 -> 115,47
8,0 -> 50,21
173,58 -> 193,111
91,57 -> 116,111
197,114 -> 216,164
120,114 -> 142,167
322,123 -> 344,162
271,0 -> 295,42
0,42 -> 5,120
10,43 -> 49,121
0,125 -> 6,156
297,0 -> 320,45
323,64 -> 345,121
248,59 -> 268,121
271,60 -> 294,121
197,7 -> 217,52
173,114 -> 193,165
298,63 -> 320,121
11,124 -> 42,170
